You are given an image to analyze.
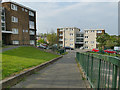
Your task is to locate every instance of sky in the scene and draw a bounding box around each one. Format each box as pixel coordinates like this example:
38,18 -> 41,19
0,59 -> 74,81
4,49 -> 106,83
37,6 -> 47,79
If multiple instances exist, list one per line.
2,0 -> 119,35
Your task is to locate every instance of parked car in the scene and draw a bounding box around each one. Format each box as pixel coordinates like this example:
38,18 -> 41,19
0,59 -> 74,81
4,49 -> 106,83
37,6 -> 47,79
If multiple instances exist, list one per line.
80,47 -> 84,50
39,44 -> 47,49
64,47 -> 74,50
104,49 -> 117,54
92,48 -> 99,52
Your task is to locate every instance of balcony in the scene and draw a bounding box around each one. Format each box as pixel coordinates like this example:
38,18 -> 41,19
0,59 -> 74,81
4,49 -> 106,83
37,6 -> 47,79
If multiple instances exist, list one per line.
59,44 -> 63,47
75,42 -> 84,44
59,39 -> 63,41
29,30 -> 35,35
59,34 -> 63,36
59,29 -> 63,31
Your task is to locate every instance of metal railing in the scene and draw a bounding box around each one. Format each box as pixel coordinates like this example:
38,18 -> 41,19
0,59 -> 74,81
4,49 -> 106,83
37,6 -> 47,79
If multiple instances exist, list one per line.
76,52 -> 120,89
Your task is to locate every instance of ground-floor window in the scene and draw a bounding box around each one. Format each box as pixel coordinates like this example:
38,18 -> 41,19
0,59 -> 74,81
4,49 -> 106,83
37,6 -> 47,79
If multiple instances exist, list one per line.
85,46 -> 88,49
13,40 -> 19,44
30,40 -> 35,45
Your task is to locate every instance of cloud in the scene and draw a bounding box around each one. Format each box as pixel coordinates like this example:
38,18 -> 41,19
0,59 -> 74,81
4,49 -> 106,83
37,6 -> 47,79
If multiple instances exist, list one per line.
2,0 -> 118,35
2,0 -> 119,2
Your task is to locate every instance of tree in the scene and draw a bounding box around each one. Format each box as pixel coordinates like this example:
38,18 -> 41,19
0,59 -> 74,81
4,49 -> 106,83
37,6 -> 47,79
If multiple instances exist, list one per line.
38,39 -> 47,44
47,33 -> 57,46
105,35 -> 118,49
96,33 -> 110,50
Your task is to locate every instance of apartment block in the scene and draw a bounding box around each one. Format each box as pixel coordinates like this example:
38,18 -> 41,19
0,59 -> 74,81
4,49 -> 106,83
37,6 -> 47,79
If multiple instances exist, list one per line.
84,29 -> 105,49
1,1 -> 36,45
57,27 -> 84,48
0,6 -> 2,42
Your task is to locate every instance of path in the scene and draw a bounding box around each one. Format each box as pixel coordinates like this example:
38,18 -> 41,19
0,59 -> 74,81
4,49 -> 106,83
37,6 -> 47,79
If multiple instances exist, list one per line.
12,51 -> 87,88
0,46 -> 20,53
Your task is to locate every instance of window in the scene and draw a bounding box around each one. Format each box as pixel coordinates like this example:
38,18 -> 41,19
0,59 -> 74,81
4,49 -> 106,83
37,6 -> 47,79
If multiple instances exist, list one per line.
85,31 -> 88,33
97,30 -> 102,33
13,41 -> 19,44
12,28 -> 18,34
1,16 -> 5,21
2,27 -> 5,31
76,38 -> 84,42
85,46 -> 88,49
70,33 -> 73,36
91,30 -> 94,32
25,9 -> 28,12
30,30 -> 35,35
30,40 -> 35,45
29,11 -> 34,16
11,16 -> 18,23
66,28 -> 68,30
29,21 -> 34,29
26,30 -> 28,32
2,23 -> 5,26
70,39 -> 73,41
70,44 -> 73,46
85,41 -> 88,43
22,8 -> 24,11
91,41 -> 94,44
11,4 -> 17,11
80,34 -> 84,37
85,36 -> 88,38
60,44 -> 63,47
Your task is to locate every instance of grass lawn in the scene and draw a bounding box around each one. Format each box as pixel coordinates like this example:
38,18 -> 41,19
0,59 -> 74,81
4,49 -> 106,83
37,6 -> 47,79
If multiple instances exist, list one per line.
2,46 -> 60,79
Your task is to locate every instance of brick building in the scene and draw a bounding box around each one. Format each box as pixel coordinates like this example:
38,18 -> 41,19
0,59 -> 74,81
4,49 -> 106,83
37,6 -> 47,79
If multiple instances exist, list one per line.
1,1 -> 36,45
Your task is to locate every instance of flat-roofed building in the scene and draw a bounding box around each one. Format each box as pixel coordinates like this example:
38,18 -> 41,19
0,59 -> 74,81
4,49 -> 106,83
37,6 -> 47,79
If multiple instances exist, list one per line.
1,1 -> 36,45
57,27 -> 84,48
84,29 -> 105,50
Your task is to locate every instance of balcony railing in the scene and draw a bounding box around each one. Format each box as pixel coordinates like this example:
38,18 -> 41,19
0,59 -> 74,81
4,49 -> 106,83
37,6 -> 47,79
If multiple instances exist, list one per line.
59,34 -> 63,36
59,39 -> 63,41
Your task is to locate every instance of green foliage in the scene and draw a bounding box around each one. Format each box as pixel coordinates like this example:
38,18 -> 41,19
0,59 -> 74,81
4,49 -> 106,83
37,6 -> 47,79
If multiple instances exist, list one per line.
2,46 -> 59,79
97,33 -> 110,49
97,33 -> 120,49
105,35 -> 118,49
38,39 -> 47,44
47,33 -> 57,46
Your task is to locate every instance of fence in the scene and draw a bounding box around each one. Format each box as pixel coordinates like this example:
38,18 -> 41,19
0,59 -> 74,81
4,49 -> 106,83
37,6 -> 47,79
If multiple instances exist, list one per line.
76,52 -> 120,89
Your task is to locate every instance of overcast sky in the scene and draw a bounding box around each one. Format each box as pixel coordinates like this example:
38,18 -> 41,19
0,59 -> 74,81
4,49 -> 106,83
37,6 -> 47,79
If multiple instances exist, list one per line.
2,0 -> 119,35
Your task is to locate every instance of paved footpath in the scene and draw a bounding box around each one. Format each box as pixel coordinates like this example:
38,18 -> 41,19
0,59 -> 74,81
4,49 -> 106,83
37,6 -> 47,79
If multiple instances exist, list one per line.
12,52 -> 87,88
0,46 -> 20,53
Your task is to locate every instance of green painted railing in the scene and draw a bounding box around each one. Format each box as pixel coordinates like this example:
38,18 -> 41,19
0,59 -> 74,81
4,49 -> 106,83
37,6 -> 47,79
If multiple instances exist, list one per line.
76,52 -> 120,89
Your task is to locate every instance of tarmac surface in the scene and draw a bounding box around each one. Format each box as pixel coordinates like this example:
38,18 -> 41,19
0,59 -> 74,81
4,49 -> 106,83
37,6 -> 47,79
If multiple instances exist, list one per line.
12,51 -> 87,88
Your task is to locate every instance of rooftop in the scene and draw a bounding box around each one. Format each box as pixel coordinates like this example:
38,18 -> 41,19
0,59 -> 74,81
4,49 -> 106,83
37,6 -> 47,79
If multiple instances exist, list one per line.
2,0 -> 36,12
84,29 -> 105,31
58,27 -> 80,30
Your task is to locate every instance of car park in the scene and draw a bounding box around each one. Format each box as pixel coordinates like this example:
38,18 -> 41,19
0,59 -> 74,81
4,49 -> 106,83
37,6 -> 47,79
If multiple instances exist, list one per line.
64,47 -> 74,50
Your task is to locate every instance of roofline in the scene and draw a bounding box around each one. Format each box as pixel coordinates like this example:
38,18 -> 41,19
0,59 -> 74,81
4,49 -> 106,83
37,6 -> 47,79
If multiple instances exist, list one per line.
2,1 -> 36,12
57,27 -> 80,29
84,29 -> 105,31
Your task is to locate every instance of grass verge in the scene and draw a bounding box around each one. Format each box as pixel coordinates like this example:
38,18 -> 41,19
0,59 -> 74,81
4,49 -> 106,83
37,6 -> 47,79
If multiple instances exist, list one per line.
2,46 -> 59,79
88,51 -> 120,58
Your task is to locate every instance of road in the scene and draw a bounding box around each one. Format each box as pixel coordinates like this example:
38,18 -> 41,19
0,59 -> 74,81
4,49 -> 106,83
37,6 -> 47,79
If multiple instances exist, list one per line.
12,50 -> 88,88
